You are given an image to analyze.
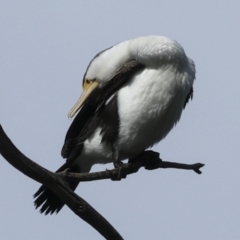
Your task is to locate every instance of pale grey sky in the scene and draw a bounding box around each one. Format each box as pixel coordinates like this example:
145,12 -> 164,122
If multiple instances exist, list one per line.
1,1 -> 240,239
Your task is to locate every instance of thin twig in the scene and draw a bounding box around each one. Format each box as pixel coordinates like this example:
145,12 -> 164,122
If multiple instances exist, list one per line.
58,151 -> 204,182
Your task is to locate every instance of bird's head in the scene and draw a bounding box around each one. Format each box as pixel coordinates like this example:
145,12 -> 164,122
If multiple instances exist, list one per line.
68,40 -> 131,119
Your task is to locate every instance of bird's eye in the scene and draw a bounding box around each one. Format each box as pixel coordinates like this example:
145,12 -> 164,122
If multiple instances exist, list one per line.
83,79 -> 91,90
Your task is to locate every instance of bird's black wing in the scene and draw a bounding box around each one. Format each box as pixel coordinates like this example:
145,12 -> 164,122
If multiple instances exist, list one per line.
61,60 -> 145,161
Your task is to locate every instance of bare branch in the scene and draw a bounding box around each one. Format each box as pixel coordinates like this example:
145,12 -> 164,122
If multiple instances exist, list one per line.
0,124 -> 204,239
0,125 -> 123,240
58,151 -> 204,182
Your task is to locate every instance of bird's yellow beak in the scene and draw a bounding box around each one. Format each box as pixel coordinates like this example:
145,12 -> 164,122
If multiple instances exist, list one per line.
68,81 -> 99,119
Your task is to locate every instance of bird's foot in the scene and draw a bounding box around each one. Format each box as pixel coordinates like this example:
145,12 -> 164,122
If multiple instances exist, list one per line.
111,161 -> 129,181
128,150 -> 161,170
141,151 -> 161,170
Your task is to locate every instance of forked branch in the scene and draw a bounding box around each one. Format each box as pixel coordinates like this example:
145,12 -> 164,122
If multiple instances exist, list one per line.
0,125 -> 204,240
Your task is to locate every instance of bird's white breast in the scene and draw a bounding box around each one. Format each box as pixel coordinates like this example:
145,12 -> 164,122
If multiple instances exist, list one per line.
117,65 -> 192,159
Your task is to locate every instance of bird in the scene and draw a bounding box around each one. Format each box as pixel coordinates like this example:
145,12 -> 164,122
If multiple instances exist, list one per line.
34,35 -> 195,214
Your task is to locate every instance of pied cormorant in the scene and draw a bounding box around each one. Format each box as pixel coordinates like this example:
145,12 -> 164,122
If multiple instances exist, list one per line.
34,35 -> 195,214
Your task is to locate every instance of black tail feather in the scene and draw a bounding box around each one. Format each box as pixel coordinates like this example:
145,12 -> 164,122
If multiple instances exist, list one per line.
33,163 -> 80,215
34,182 -> 79,214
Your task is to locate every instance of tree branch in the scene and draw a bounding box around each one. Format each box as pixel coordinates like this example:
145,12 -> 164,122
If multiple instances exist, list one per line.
0,125 -> 123,240
0,124 -> 204,239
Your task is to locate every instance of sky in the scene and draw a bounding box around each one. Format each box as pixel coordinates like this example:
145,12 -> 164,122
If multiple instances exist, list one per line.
1,1 -> 240,239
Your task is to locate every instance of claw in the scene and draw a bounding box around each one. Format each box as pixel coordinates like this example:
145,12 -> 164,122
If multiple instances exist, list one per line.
112,161 -> 129,180
111,142 -> 129,180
